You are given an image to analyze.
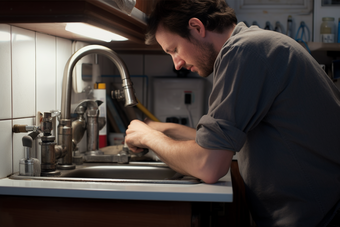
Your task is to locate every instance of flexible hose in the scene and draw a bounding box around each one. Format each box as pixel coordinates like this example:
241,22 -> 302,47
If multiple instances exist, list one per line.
136,99 -> 160,122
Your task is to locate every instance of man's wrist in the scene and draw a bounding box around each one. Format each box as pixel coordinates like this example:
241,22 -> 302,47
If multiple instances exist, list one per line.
142,129 -> 165,149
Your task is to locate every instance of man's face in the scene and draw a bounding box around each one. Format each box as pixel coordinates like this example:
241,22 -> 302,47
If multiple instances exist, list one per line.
155,24 -> 218,77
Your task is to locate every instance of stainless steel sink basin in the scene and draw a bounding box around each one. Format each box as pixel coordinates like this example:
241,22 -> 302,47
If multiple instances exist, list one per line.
9,162 -> 200,184
63,165 -> 176,179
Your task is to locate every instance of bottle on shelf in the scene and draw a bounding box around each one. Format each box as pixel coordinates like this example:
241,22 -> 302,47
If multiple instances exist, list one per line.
286,15 -> 293,38
320,17 -> 335,43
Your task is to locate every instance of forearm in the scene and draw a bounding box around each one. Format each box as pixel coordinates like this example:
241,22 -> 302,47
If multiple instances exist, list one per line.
146,121 -> 196,140
140,130 -> 233,183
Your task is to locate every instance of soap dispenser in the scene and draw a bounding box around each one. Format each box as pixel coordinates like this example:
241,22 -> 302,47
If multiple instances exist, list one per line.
19,135 -> 41,176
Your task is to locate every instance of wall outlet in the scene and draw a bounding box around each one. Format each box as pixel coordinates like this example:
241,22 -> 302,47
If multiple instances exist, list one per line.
153,78 -> 205,127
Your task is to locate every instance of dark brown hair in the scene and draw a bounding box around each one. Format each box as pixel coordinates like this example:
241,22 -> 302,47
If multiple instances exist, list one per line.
145,0 -> 237,45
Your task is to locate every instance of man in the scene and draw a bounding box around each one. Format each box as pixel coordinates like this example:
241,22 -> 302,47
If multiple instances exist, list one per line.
125,0 -> 340,226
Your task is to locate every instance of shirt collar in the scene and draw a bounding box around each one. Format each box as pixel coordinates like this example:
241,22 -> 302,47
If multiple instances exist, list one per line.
230,22 -> 248,38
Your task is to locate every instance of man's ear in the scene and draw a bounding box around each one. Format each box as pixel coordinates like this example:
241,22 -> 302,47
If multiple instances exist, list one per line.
188,18 -> 206,38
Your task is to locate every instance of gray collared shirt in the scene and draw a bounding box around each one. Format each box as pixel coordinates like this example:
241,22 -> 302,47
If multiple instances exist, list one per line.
196,22 -> 340,227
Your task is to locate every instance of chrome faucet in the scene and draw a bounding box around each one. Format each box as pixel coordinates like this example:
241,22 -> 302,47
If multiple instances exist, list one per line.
40,112 -> 66,176
57,45 -> 138,170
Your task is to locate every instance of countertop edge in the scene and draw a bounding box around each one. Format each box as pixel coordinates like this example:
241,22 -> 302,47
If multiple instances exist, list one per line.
0,173 -> 233,202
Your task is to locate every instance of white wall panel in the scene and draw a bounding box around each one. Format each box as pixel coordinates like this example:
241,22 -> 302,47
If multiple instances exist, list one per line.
36,33 -> 56,113
56,37 -> 72,111
12,26 -> 36,118
0,120 -> 12,178
0,24 -> 12,120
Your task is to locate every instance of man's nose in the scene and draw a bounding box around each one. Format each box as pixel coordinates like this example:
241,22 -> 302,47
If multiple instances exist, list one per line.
173,56 -> 185,70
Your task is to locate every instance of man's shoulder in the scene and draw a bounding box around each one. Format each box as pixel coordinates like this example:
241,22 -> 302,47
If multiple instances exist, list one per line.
220,26 -> 298,60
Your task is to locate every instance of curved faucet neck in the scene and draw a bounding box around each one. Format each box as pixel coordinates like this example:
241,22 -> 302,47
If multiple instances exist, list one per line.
60,45 -> 137,120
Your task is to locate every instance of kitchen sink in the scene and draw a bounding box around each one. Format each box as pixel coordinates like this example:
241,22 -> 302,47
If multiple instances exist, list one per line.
9,162 -> 201,184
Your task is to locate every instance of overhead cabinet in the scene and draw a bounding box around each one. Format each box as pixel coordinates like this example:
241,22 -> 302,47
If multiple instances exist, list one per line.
0,0 -> 161,52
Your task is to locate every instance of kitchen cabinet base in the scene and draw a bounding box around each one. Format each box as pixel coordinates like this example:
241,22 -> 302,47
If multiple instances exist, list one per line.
0,196 -> 191,227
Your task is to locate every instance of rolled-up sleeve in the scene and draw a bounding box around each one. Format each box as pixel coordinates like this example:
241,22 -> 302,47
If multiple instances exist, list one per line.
196,115 -> 247,151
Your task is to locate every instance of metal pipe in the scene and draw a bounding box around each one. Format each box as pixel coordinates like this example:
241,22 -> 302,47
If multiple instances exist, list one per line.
86,109 -> 99,152
58,45 -> 137,169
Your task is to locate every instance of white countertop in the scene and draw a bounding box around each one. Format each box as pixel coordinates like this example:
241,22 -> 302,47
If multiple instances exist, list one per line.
0,172 -> 232,202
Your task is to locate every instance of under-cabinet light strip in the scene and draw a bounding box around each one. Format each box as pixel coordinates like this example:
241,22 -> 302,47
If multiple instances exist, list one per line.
65,23 -> 128,42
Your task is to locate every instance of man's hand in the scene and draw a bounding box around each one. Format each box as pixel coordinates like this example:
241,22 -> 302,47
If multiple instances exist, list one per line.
125,119 -> 159,153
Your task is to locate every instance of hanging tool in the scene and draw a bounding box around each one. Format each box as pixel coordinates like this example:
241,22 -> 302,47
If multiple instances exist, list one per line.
264,21 -> 273,30
274,21 -> 284,33
286,15 -> 293,38
295,21 -> 310,42
252,21 -> 260,28
295,21 -> 311,53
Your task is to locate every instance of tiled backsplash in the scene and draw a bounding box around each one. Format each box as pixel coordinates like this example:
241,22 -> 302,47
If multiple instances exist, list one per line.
12,26 -> 36,119
0,25 -> 11,120
0,24 -> 72,178
0,121 -> 12,177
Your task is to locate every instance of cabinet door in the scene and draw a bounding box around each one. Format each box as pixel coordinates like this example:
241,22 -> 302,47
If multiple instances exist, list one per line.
0,196 -> 192,227
135,0 -> 159,15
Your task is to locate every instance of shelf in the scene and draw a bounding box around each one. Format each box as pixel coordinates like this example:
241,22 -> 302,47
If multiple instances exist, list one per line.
307,42 -> 340,52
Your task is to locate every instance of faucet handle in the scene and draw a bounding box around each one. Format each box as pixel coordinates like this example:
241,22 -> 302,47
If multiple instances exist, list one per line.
13,124 -> 40,133
22,135 -> 33,148
50,110 -> 61,118
74,99 -> 103,113
42,110 -> 60,122
20,135 -> 41,177
75,105 -> 85,115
